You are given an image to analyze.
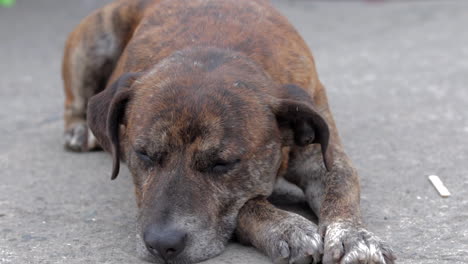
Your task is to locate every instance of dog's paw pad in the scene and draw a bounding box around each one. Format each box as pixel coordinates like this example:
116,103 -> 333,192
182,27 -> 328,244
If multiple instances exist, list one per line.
64,123 -> 99,152
322,222 -> 396,264
267,214 -> 322,264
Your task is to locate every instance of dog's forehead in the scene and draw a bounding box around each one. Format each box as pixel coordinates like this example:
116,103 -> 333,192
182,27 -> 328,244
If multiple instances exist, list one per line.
126,50 -> 277,151
128,86 -> 268,152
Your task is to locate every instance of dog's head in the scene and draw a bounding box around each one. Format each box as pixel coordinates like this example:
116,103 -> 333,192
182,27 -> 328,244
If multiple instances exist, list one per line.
87,47 -> 332,263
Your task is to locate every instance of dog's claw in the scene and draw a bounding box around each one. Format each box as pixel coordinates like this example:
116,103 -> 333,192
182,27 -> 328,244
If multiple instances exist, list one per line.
279,240 -> 290,258
322,221 -> 396,264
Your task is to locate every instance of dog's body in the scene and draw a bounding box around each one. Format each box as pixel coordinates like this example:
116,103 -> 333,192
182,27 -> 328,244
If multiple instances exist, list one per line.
62,0 -> 395,263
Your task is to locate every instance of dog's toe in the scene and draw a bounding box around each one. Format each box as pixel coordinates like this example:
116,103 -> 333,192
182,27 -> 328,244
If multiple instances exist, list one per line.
64,123 -> 99,152
322,221 -> 396,264
267,213 -> 322,264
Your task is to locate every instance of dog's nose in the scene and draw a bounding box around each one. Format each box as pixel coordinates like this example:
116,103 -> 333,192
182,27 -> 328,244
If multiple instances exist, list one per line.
143,225 -> 187,260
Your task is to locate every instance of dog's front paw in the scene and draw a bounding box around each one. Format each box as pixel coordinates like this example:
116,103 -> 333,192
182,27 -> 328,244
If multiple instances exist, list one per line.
262,213 -> 322,264
322,221 -> 396,264
64,123 -> 99,152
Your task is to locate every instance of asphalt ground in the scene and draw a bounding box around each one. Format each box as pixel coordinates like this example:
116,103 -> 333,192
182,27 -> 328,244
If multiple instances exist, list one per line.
1,0 -> 467,263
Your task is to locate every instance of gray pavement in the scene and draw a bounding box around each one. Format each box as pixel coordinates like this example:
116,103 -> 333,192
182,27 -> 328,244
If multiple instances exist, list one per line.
1,0 -> 468,263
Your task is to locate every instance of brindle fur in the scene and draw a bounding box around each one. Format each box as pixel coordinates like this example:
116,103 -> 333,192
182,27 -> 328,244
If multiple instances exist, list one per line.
62,0 -> 395,263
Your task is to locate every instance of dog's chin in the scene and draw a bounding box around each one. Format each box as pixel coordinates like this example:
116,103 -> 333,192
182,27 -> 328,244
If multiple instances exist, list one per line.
135,232 -> 227,264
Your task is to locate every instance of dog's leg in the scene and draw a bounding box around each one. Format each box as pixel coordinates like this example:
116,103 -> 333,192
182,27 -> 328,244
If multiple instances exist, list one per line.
236,197 -> 323,264
285,86 -> 396,264
62,1 -> 144,151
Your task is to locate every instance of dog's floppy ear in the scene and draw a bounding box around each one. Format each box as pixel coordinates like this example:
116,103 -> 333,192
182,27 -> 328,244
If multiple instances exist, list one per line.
87,72 -> 142,180
270,84 -> 334,171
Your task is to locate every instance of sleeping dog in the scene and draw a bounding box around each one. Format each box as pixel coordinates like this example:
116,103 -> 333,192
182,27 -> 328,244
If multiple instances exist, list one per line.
62,0 -> 395,263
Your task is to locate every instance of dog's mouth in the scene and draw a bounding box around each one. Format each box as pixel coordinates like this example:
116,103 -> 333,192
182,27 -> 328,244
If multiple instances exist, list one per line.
135,222 -> 230,264
136,236 -> 227,264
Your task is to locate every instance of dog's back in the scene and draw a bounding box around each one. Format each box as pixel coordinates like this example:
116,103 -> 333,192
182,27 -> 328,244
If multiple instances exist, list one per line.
108,0 -> 319,92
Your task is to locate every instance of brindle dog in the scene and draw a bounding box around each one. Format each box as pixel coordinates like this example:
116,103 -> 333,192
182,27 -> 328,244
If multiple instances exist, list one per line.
62,0 -> 395,263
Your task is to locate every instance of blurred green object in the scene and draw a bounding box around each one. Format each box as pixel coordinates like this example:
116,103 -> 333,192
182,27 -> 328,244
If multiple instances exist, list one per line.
0,0 -> 16,7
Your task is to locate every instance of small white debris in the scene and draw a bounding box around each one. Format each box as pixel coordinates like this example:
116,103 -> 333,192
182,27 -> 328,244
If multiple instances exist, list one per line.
428,175 -> 451,197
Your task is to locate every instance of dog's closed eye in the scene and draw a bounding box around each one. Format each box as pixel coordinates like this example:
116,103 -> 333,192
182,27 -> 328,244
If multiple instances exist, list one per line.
194,148 -> 242,174
135,149 -> 166,166
208,159 -> 241,174
136,149 -> 152,162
